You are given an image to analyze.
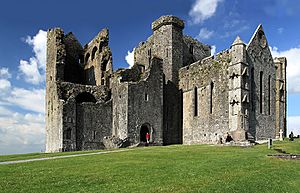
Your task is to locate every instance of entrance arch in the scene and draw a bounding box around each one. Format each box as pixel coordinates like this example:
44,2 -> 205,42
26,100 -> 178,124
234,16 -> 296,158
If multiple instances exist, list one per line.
75,92 -> 96,150
140,123 -> 150,142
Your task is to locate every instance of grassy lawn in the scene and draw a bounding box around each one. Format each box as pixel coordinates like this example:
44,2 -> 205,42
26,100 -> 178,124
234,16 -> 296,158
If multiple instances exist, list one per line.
0,149 -> 113,162
0,139 -> 299,193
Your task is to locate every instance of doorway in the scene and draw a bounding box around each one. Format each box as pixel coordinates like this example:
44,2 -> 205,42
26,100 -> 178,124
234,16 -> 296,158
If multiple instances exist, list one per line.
140,124 -> 150,142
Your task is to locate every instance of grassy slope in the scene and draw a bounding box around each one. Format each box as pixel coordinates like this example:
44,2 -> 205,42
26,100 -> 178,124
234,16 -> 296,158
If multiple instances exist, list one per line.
0,149 -> 111,162
0,140 -> 299,193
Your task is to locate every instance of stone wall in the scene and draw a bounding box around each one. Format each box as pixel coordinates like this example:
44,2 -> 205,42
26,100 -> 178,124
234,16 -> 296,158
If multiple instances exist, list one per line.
46,27 -> 114,152
179,51 -> 230,144
83,29 -> 113,87
246,25 -> 276,140
134,15 -> 211,145
127,57 -> 164,144
45,28 -> 65,153
112,57 -> 164,144
112,79 -> 129,140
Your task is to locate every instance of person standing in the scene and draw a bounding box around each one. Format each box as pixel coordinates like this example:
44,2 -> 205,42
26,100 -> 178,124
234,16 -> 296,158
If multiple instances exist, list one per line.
146,132 -> 150,144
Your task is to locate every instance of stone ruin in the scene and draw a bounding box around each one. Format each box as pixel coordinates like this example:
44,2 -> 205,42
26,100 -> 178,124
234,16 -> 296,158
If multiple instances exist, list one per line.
45,15 -> 287,152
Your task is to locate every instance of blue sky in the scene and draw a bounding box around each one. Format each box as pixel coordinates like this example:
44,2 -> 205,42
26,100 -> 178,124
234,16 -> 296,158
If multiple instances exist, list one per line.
0,0 -> 299,154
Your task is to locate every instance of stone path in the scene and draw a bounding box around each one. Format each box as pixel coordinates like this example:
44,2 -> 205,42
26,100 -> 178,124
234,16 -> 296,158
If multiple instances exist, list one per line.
0,149 -> 132,165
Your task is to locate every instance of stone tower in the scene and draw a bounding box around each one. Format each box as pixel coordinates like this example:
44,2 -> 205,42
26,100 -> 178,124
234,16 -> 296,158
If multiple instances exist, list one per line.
228,36 -> 249,140
274,57 -> 287,138
45,29 -> 65,152
134,16 -> 210,144
151,16 -> 184,144
46,28 -> 113,153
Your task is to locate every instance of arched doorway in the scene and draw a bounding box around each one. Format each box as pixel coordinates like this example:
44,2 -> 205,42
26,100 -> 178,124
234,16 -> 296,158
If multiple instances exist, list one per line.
140,124 -> 150,142
75,92 -> 97,150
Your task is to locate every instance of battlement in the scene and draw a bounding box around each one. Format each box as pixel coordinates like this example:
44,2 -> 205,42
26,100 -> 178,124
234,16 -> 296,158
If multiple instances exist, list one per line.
152,15 -> 184,31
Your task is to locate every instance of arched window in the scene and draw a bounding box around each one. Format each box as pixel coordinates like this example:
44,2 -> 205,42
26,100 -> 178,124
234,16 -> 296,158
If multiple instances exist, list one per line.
85,53 -> 90,63
194,87 -> 198,116
251,68 -> 255,111
91,46 -> 98,60
260,71 -> 263,114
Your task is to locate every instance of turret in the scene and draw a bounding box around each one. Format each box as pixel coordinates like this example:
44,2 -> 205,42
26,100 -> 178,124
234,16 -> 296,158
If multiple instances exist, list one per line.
151,15 -> 184,84
228,36 -> 249,141
274,57 -> 287,138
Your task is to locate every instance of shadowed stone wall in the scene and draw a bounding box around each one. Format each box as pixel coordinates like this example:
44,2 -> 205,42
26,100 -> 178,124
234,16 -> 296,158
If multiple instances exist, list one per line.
246,25 -> 276,140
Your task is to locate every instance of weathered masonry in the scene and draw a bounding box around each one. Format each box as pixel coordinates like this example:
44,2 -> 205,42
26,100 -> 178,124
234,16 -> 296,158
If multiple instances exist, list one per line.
46,15 -> 287,152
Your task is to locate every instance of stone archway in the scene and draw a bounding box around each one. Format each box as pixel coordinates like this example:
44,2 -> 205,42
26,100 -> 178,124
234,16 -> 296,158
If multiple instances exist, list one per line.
75,92 -> 97,150
140,123 -> 150,142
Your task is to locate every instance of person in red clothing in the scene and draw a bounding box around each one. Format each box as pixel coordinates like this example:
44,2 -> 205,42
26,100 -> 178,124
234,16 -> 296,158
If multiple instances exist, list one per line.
146,132 -> 150,143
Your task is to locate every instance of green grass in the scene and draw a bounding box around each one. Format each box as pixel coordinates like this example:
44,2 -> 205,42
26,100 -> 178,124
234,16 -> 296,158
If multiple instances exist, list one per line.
0,149 -> 112,162
272,138 -> 300,154
0,140 -> 299,193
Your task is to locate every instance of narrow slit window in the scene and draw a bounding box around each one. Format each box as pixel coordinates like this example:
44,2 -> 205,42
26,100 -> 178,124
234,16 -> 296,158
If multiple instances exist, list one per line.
194,87 -> 198,116
260,71 -> 263,114
93,130 -> 97,140
268,75 -> 271,115
145,93 -> 149,101
251,68 -> 255,111
210,82 -> 214,114
189,44 -> 194,54
148,48 -> 152,65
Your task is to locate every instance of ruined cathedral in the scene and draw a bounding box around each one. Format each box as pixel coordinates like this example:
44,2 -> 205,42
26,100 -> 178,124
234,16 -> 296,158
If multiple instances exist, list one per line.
46,16 -> 287,152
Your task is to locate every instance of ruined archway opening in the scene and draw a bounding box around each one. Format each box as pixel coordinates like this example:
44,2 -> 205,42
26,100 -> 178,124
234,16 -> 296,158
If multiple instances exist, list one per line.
140,124 -> 150,142
75,92 -> 96,151
75,92 -> 96,103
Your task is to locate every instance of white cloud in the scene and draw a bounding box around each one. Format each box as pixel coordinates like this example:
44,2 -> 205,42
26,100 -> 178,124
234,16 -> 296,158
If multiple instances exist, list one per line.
189,0 -> 223,24
19,30 -> 47,85
25,30 -> 47,70
0,111 -> 45,154
0,30 -> 46,155
6,87 -> 45,114
196,28 -> 214,40
0,67 -> 11,79
125,48 -> 135,68
0,106 -> 14,116
0,79 -> 11,92
0,87 -> 45,154
19,59 -> 43,84
270,46 -> 300,93
288,116 -> 300,135
211,45 -> 216,56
